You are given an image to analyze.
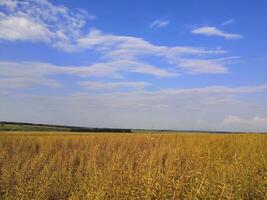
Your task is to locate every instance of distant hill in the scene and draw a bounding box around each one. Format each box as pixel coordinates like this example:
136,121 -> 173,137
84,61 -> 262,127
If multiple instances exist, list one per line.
1,121 -> 265,134
0,121 -> 131,133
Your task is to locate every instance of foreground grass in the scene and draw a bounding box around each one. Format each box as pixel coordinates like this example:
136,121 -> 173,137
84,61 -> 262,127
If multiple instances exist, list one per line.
0,132 -> 266,199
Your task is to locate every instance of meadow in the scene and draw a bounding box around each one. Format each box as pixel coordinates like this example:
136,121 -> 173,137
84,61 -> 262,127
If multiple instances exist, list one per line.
0,132 -> 266,199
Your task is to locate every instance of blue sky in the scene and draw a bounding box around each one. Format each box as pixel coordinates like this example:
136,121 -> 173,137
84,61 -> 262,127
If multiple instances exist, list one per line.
0,0 -> 267,131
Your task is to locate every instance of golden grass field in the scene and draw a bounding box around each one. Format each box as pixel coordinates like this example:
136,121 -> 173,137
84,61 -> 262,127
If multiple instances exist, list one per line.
0,132 -> 266,200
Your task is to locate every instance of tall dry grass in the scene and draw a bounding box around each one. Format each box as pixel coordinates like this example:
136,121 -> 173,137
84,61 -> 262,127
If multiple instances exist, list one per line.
0,132 -> 266,199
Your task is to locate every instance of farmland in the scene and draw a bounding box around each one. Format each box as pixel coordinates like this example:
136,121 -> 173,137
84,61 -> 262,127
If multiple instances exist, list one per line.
0,132 -> 266,199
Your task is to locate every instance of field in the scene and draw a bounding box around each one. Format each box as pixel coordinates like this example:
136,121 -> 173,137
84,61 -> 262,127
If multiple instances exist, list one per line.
0,132 -> 266,199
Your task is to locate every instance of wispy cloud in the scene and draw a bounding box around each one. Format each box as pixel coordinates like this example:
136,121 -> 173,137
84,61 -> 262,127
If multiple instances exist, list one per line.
0,1 -> 233,77
76,29 -> 228,75
2,60 -> 264,95
0,77 -> 60,89
0,61 -> 177,90
0,55 -> 235,92
178,56 -> 239,74
78,81 -> 151,90
192,26 -> 242,39
149,19 -> 169,29
179,59 -> 228,74
222,19 -> 234,26
76,28 -> 226,64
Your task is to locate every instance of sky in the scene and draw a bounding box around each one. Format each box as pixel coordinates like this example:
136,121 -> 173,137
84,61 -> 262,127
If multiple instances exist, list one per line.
0,0 -> 267,132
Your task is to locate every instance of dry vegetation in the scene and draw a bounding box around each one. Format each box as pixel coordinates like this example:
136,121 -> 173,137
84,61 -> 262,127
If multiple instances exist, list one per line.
0,132 -> 266,200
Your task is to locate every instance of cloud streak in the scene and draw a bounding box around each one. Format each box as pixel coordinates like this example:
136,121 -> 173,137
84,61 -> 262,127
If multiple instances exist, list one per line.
192,26 -> 242,39
76,29 -> 229,74
78,81 -> 151,90
150,19 -> 169,29
222,19 -> 234,26
0,61 -> 177,90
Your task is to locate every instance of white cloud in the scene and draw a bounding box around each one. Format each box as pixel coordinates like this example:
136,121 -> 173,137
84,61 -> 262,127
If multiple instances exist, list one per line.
0,15 -> 52,42
192,26 -> 242,39
223,115 -> 267,131
0,61 -> 178,90
179,59 -> 228,74
223,115 -> 242,123
0,60 -> 176,77
77,28 -> 225,57
1,85 -> 267,131
150,19 -> 169,29
159,85 -> 267,95
0,0 -> 94,50
0,0 -> 18,10
2,60 -> 266,95
78,81 -> 151,90
0,55 -> 238,91
1,57 -> 235,86
76,29 -> 229,75
129,63 -> 177,77
222,19 -> 234,26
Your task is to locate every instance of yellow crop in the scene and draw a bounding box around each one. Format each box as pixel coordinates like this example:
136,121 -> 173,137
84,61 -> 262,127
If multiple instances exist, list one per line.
0,132 -> 266,199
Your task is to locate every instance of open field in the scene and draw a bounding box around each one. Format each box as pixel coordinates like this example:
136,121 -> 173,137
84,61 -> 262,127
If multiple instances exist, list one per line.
0,132 -> 266,199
